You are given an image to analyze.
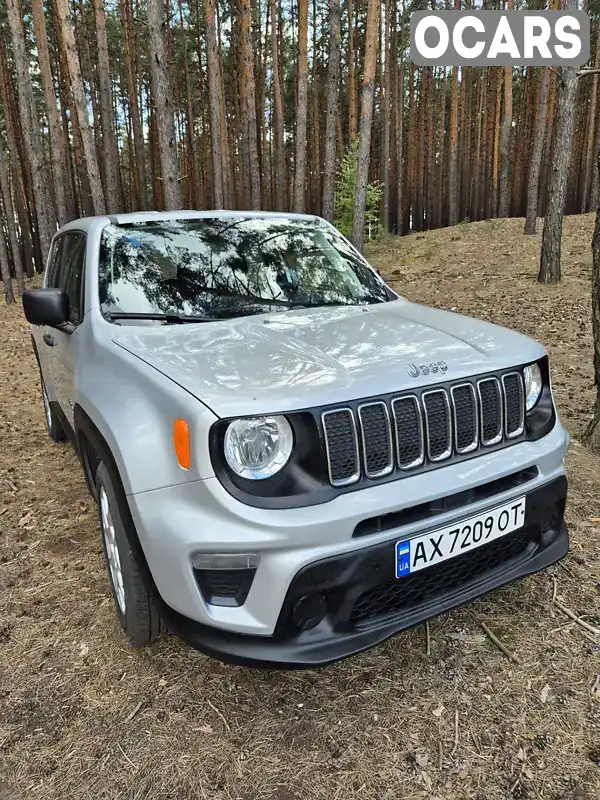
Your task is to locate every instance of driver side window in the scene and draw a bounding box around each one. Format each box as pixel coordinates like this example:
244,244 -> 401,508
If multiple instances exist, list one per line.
45,238 -> 64,289
48,233 -> 86,325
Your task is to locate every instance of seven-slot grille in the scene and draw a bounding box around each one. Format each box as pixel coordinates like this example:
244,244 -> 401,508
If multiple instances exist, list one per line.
321,371 -> 525,487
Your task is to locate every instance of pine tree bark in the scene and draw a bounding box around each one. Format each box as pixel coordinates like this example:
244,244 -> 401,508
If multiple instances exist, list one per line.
492,67 -> 502,216
54,0 -> 106,215
437,67 -> 447,228
147,0 -> 182,210
0,145 -> 25,294
205,0 -> 224,207
238,0 -> 261,208
310,0 -> 320,213
6,0 -> 56,262
395,10 -> 405,234
31,0 -> 70,226
581,35 -> 600,213
0,34 -> 36,275
293,0 -> 309,212
351,0 -> 379,251
498,65 -> 513,217
524,68 -> 551,234
447,0 -> 460,226
178,0 -> 200,208
538,62 -> 578,283
0,215 -> 15,303
584,141 -> 600,449
380,0 -> 392,230
270,0 -> 286,211
322,0 -> 341,222
120,0 -> 146,210
53,2 -> 93,218
347,0 -> 357,143
92,0 -> 123,212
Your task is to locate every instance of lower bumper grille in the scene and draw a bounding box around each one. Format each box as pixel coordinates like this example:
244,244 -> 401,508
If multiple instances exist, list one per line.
350,528 -> 533,627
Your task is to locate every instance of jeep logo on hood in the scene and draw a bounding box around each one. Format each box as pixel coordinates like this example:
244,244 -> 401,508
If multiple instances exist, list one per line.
408,361 -> 448,378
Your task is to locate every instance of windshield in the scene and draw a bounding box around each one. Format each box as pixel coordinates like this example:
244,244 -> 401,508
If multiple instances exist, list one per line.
98,218 -> 390,322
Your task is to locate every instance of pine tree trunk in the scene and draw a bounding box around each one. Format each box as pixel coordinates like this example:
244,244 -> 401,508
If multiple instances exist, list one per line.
321,0 -> 341,222
31,0 -> 70,226
448,63 -> 459,226
179,0 -> 200,207
347,0 -> 357,142
310,0 -> 320,214
0,214 -> 15,303
238,0 -> 261,208
538,62 -> 578,284
498,65 -> 513,217
120,0 -> 146,210
581,36 -> 600,213
351,0 -> 379,251
525,68 -> 551,234
205,0 -> 224,207
92,0 -> 123,212
54,0 -> 106,215
6,0 -> 56,262
0,35 -> 36,275
491,67 -> 502,216
53,3 -> 93,218
584,144 -> 600,450
147,0 -> 182,210
269,0 -> 285,211
216,2 -> 232,207
395,10 -> 404,234
380,0 -> 392,231
293,0 -> 309,212
437,68 -> 447,229
0,145 -> 25,293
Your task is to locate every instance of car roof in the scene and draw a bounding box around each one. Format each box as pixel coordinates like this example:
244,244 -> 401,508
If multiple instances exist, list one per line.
56,209 -> 321,235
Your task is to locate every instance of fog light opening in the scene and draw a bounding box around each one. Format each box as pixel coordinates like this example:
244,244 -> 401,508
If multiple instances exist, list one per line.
293,594 -> 328,631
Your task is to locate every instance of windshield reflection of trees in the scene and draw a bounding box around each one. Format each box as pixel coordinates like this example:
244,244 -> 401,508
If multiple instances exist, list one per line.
99,219 -> 388,319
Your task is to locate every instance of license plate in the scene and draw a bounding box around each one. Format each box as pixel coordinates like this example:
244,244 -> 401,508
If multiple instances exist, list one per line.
395,497 -> 526,578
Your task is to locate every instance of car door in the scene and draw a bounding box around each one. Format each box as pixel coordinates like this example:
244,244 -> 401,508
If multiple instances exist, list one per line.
51,232 -> 86,429
39,237 -> 65,400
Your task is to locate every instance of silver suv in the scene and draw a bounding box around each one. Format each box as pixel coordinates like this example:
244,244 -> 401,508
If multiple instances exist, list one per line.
23,211 -> 569,667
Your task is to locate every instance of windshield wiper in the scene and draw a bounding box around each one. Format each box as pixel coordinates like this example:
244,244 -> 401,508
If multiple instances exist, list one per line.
105,312 -> 211,324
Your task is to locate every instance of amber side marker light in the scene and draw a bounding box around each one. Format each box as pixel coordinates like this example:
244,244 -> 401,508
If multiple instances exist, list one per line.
173,418 -> 191,469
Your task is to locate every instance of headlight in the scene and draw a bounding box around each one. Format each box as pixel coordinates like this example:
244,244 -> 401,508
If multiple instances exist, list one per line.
523,363 -> 543,411
224,416 -> 294,479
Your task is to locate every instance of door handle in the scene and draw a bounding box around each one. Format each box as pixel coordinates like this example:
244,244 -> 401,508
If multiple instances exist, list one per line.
43,333 -> 55,347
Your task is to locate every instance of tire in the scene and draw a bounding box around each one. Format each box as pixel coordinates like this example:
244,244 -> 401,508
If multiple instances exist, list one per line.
41,379 -> 66,443
95,462 -> 165,646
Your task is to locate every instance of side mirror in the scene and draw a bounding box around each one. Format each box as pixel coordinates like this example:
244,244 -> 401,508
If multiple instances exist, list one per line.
22,288 -> 70,328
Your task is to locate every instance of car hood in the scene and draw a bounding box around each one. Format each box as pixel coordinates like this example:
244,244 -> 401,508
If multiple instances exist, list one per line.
112,299 -> 545,417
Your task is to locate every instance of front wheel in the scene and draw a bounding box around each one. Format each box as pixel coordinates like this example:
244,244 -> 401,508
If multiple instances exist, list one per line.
96,462 -> 165,646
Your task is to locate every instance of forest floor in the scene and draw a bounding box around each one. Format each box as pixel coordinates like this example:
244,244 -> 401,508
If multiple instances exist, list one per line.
1,214 -> 599,800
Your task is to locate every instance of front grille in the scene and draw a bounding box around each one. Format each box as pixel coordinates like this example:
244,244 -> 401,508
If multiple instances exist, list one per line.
423,389 -> 452,460
478,377 -> 503,445
358,402 -> 393,477
321,370 -> 526,487
322,408 -> 360,486
350,528 -> 533,626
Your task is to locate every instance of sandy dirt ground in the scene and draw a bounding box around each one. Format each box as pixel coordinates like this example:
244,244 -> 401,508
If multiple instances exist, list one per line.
0,214 -> 599,800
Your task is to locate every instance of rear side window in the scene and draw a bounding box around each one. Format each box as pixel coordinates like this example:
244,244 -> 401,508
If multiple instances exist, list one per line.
55,233 -> 86,324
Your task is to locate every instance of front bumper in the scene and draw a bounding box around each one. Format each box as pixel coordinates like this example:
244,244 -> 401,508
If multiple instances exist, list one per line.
158,474 -> 567,667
